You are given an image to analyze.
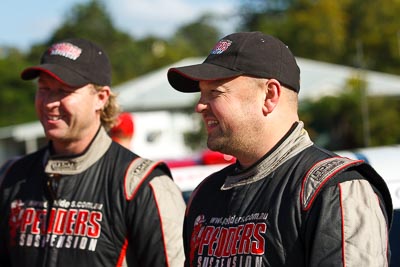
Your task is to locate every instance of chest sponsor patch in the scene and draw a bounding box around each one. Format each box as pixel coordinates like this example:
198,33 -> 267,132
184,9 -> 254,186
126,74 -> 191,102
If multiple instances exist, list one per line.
189,213 -> 268,267
8,198 -> 103,251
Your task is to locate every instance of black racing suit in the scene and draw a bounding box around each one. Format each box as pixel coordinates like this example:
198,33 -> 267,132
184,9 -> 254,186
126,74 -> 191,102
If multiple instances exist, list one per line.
184,122 -> 392,267
0,127 -> 186,267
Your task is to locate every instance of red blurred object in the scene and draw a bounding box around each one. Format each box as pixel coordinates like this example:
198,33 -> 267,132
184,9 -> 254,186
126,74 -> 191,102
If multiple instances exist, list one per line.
165,158 -> 198,168
109,113 -> 134,142
201,150 -> 235,165
164,150 -> 235,169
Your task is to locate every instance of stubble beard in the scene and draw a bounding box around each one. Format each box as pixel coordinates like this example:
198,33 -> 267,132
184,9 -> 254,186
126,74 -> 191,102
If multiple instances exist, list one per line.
207,127 -> 237,156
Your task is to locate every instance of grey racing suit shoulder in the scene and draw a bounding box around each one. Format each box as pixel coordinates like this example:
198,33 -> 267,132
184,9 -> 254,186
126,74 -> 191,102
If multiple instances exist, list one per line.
123,157 -> 186,267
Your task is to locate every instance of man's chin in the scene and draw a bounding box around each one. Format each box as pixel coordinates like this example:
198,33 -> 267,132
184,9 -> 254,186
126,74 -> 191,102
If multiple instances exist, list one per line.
207,139 -> 224,153
44,129 -> 65,141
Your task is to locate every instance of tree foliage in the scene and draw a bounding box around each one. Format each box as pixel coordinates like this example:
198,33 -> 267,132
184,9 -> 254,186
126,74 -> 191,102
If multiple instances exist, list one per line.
0,48 -> 38,126
300,76 -> 400,150
239,0 -> 400,74
45,0 -> 150,84
173,14 -> 221,57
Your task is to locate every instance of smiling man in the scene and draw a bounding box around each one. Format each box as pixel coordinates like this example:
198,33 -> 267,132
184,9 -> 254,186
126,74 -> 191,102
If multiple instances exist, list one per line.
167,31 -> 393,267
0,38 -> 185,267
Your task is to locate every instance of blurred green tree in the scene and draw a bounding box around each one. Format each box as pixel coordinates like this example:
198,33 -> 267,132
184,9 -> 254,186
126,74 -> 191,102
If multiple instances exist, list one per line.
238,0 -> 400,74
0,48 -> 37,126
37,0 -> 145,85
300,75 -> 400,150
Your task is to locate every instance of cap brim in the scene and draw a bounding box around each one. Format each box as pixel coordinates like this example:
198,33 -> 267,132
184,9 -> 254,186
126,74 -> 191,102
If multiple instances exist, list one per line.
21,64 -> 89,87
167,63 -> 243,93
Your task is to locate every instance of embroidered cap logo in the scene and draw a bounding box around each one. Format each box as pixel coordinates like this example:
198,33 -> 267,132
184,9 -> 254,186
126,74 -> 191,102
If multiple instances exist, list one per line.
48,42 -> 82,61
210,39 -> 232,55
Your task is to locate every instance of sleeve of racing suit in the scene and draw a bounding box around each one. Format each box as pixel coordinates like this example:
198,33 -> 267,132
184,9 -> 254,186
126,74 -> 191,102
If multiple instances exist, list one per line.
304,179 -> 390,267
0,158 -> 19,266
183,213 -> 190,267
126,171 -> 186,267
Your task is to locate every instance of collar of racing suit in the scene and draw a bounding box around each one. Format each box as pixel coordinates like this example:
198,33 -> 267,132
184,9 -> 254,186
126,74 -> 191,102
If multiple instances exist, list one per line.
43,127 -> 112,175
222,121 -> 314,190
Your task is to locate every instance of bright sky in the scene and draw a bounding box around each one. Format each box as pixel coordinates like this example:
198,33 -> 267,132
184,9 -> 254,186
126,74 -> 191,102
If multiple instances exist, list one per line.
2,0 -> 241,51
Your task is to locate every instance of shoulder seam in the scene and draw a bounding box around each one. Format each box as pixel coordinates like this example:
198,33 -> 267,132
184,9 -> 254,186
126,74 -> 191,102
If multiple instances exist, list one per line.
300,157 -> 363,211
124,158 -> 163,200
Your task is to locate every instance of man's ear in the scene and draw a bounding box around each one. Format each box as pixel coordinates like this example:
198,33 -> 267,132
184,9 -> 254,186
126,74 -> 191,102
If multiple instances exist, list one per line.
95,85 -> 111,111
262,79 -> 281,115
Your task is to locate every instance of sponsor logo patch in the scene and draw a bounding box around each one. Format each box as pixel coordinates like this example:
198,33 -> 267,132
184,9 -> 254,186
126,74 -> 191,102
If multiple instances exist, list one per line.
48,42 -> 82,60
8,199 -> 103,251
210,39 -> 232,55
189,213 -> 268,267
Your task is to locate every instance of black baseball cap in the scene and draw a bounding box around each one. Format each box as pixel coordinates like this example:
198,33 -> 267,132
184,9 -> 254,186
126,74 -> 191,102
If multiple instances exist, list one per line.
21,38 -> 111,86
167,31 -> 300,93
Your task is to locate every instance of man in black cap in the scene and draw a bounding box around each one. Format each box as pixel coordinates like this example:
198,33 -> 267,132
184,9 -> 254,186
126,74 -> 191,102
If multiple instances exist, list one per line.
167,31 -> 393,266
0,38 -> 186,267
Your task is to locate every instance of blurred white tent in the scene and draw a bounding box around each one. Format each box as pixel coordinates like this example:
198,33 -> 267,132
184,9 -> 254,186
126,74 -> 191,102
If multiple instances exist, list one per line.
114,57 -> 400,113
115,58 -> 201,112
